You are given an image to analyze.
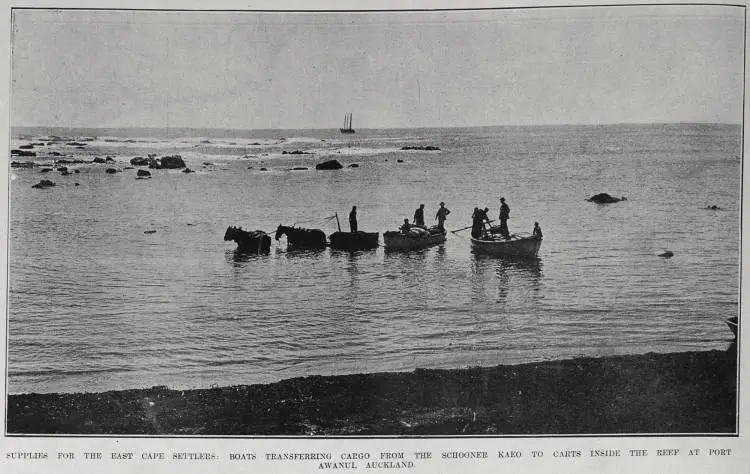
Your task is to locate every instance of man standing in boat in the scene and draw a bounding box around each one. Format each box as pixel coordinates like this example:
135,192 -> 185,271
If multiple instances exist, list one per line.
471,207 -> 490,239
414,204 -> 426,228
349,206 -> 358,233
499,197 -> 510,239
435,202 -> 451,231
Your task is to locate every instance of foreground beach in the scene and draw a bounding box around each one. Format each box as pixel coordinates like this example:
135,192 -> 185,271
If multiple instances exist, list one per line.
7,348 -> 736,435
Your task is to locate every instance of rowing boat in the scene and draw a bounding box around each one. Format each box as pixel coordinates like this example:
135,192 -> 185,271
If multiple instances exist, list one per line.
470,233 -> 542,258
383,226 -> 446,250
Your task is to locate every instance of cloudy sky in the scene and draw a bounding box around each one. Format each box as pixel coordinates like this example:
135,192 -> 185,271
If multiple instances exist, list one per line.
10,5 -> 744,129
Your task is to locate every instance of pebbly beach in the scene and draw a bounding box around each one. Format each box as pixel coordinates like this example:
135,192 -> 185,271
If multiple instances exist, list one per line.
7,347 -> 737,435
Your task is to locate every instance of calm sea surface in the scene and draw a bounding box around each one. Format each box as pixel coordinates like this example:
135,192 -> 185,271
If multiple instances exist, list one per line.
8,124 -> 741,394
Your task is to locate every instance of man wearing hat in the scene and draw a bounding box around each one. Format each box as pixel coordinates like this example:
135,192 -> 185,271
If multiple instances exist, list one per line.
435,201 -> 451,231
499,197 -> 510,239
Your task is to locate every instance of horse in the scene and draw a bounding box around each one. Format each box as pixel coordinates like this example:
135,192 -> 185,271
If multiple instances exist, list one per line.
274,225 -> 327,249
224,226 -> 272,253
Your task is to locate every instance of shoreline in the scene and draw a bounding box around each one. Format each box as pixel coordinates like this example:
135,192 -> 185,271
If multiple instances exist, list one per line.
7,347 -> 737,435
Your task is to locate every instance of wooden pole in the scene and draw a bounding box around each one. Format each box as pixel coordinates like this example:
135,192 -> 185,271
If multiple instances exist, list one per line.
335,213 -> 342,232
451,219 -> 495,234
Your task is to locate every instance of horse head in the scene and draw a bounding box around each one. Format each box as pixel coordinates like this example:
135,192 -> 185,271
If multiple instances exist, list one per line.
274,225 -> 288,241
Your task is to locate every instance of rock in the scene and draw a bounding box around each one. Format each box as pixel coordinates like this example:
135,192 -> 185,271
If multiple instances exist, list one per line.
49,152 -> 62,156
137,170 -> 151,178
105,168 -> 118,174
56,159 -> 87,165
348,164 -> 359,168
75,183 -> 80,186
397,159 -> 404,163
658,250 -> 674,258
11,149 -> 36,157
144,230 -> 157,234
159,155 -> 186,169
400,145 -> 440,151
60,171 -> 70,176
282,150 -> 312,155
92,157 -> 106,164
40,168 -> 52,173
203,162 -> 214,166
66,142 -> 86,146
291,167 -> 308,171
260,168 -> 268,171
57,166 -> 68,173
74,170 -> 80,173
587,193 -> 626,204
315,159 -> 344,170
706,205 -> 722,210
105,156 -> 115,162
123,167 -> 134,170
130,157 -> 149,166
11,161 -> 34,168
18,144 -> 34,149
182,168 -> 194,173
32,180 -> 56,189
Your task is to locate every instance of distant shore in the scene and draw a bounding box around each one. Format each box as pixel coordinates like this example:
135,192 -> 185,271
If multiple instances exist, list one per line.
7,348 -> 736,435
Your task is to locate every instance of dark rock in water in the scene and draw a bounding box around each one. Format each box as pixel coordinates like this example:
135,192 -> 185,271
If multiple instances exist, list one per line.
41,168 -> 52,173
705,205 -> 722,210
397,159 -> 404,163
93,157 -> 106,163
74,170 -> 80,173
315,159 -> 344,170
291,167 -> 308,171
105,156 -> 115,162
105,168 -> 118,174
56,159 -> 87,165
75,183 -> 80,186
658,250 -> 674,258
137,169 -> 151,178
130,157 -> 149,166
19,144 -> 34,149
49,151 -> 62,156
60,171 -> 71,176
250,142 -> 261,146
66,142 -> 86,146
76,146 -> 86,150
123,167 -> 133,170
282,150 -> 312,155
587,193 -> 626,204
401,145 -> 441,151
57,166 -> 68,173
32,180 -> 56,189
348,164 -> 359,168
247,166 -> 254,170
182,168 -> 195,173
11,161 -> 35,168
260,168 -> 268,171
159,155 -> 186,169
200,140 -> 211,144
203,162 -> 214,166
144,230 -> 157,234
11,149 -> 36,157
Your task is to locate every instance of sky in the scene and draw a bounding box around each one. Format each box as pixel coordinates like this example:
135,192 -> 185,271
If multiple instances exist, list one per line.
10,5 -> 745,129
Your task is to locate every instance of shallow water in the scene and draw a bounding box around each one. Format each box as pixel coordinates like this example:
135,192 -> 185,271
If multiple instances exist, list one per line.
8,123 -> 740,393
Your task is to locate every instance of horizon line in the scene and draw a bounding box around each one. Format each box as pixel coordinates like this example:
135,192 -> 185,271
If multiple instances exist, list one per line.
11,121 -> 742,133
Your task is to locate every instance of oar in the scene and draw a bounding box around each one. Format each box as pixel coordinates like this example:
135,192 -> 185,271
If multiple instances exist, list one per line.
451,220 -> 495,234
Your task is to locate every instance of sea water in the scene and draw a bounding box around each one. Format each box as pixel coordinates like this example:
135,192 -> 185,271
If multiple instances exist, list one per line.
7,123 -> 740,393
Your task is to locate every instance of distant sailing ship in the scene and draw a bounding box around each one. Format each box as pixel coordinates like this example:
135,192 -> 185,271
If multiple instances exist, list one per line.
340,113 -> 355,134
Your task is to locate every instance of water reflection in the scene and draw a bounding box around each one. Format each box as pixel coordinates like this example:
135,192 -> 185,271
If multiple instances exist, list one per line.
227,248 -> 270,267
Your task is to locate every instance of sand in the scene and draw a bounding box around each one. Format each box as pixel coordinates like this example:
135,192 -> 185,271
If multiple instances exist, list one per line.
7,347 -> 737,435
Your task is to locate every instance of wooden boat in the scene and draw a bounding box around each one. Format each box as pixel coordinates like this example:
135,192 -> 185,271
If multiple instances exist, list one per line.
340,113 -> 355,134
329,231 -> 379,250
470,233 -> 542,258
383,226 -> 446,250
727,317 -> 738,339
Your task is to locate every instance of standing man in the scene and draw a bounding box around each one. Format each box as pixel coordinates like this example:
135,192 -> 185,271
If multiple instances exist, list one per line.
435,202 -> 451,231
414,204 -> 426,228
533,222 -> 543,239
349,206 -> 358,233
499,197 -> 510,239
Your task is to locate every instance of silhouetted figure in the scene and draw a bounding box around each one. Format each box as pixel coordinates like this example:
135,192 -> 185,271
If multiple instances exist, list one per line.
499,197 -> 510,239
414,204 -> 425,227
533,222 -> 543,239
349,206 -> 358,233
435,202 -> 451,231
472,207 -> 490,239
400,219 -> 412,233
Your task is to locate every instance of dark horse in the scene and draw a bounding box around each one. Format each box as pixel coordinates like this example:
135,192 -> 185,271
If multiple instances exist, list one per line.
224,226 -> 272,253
274,225 -> 327,249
